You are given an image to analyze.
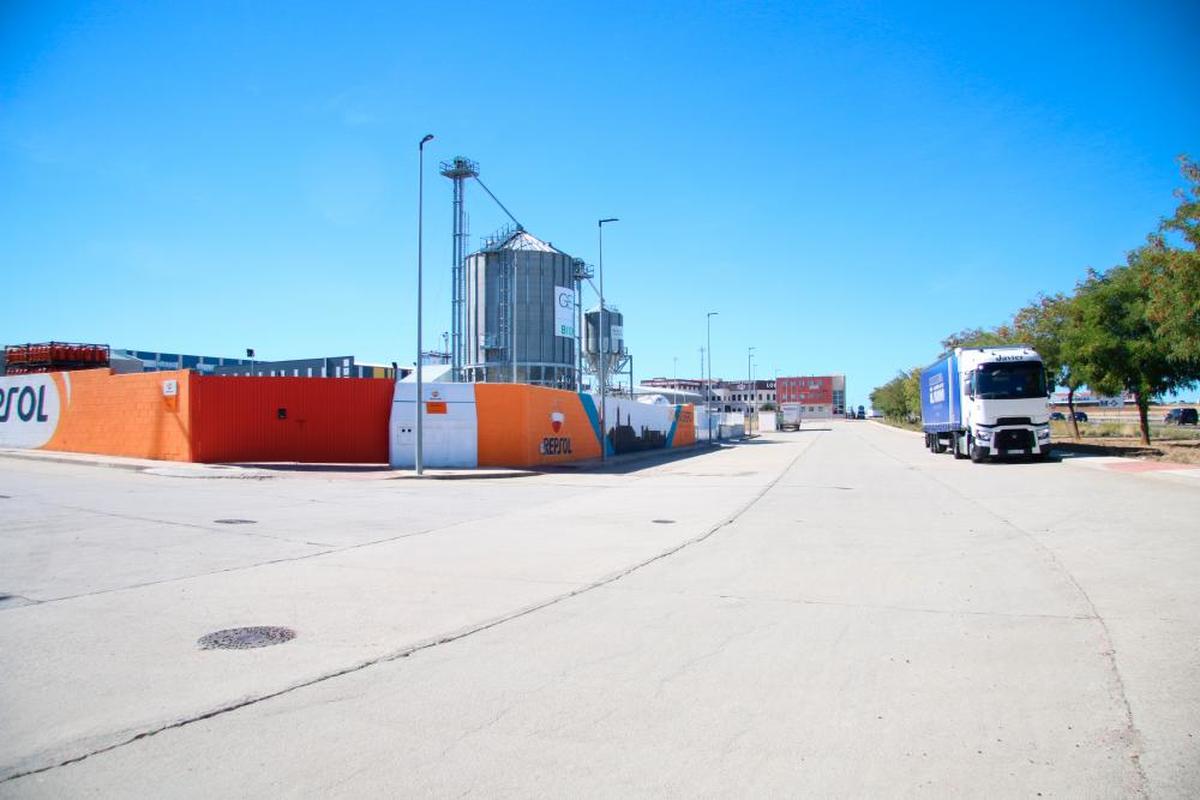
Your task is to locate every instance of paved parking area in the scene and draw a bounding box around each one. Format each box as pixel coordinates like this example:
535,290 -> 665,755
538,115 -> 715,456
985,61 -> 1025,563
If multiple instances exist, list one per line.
1,423 -> 1197,797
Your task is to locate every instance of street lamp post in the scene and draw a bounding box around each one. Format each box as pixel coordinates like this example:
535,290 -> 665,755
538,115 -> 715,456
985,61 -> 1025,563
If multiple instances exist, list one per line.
598,217 -> 618,460
747,346 -> 756,427
416,133 -> 434,475
706,311 -> 718,440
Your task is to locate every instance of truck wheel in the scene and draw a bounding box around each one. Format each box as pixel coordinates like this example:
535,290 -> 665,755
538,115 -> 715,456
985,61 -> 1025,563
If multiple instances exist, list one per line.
953,433 -> 968,460
933,437 -> 946,454
968,435 -> 986,463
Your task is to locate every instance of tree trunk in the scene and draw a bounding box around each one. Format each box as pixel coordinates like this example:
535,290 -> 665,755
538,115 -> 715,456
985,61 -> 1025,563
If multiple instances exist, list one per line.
1067,387 -> 1080,440
1137,392 -> 1151,445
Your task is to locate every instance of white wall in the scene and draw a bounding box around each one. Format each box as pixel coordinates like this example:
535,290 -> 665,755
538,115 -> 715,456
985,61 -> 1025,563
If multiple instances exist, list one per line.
389,382 -> 478,468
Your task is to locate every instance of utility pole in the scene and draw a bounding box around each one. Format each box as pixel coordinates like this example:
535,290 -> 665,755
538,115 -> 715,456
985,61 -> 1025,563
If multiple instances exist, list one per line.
747,346 -> 756,425
598,218 -> 619,459
706,312 -> 718,440
416,133 -> 434,475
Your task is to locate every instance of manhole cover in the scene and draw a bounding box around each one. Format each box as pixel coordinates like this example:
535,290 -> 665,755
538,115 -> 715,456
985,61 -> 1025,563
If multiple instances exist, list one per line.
652,519 -> 676,524
198,626 -> 296,650
213,518 -> 257,525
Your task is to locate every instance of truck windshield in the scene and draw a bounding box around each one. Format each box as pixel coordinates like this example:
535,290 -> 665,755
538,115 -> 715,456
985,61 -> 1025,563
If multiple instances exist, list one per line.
975,362 -> 1046,400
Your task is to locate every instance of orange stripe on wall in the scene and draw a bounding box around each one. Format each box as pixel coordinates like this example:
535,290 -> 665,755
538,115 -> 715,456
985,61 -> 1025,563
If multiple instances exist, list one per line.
475,384 -> 602,467
673,405 -> 696,447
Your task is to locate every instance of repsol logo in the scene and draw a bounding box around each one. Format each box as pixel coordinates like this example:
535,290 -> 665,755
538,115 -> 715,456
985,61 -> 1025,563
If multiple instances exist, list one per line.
0,385 -> 51,423
0,376 -> 61,449
539,437 -> 572,455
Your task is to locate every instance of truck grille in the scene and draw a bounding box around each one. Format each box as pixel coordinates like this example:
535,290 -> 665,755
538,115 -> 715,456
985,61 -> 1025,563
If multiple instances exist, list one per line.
994,429 -> 1034,450
996,417 -> 1032,426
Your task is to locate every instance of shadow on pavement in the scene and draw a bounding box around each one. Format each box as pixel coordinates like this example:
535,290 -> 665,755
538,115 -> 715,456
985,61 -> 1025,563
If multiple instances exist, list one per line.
541,444 -> 722,475
1051,442 -> 1164,460
228,463 -> 391,473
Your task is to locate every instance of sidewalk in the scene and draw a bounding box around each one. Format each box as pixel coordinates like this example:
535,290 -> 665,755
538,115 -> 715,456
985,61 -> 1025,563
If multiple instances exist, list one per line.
0,449 -> 535,481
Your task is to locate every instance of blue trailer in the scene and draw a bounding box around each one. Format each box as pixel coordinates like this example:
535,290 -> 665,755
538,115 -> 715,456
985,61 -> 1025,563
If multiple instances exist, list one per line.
920,354 -> 960,432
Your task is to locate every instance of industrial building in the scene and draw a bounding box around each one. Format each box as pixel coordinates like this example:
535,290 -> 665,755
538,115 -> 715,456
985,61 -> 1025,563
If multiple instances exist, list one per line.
439,155 -> 626,395
109,349 -> 254,374
643,375 -> 846,417
776,375 -> 846,418
642,378 -> 776,414
108,349 -> 400,379
212,356 -> 401,379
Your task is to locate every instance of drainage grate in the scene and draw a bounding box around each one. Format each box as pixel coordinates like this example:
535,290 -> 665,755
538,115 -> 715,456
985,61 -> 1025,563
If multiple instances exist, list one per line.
213,518 -> 257,525
652,519 -> 676,524
198,626 -> 296,650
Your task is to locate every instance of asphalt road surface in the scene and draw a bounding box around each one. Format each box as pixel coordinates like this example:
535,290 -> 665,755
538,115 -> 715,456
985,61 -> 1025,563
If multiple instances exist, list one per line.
1,422 -> 1197,797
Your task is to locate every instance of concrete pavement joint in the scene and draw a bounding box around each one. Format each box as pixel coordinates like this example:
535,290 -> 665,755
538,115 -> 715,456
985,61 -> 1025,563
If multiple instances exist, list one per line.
845,423 -> 1152,798
26,510 -> 517,606
49,502 -> 333,548
0,434 -> 821,785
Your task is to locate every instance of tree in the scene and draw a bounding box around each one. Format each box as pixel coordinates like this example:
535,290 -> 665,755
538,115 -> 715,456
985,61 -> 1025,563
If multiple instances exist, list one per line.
1143,156 -> 1200,365
903,367 -> 922,422
1067,256 -> 1198,445
870,371 -> 914,421
939,326 -> 1016,357
1010,293 -> 1089,439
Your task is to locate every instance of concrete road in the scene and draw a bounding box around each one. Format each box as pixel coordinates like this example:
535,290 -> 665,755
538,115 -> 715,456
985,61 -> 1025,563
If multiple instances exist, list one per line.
1,422 -> 1197,797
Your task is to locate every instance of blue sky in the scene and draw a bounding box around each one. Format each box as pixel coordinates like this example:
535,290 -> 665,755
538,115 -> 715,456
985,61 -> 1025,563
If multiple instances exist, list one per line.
3,1 -> 1197,408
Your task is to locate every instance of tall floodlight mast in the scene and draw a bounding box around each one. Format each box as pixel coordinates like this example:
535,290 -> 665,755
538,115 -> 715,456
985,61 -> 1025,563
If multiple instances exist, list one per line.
439,157 -> 479,381
441,156 -> 525,383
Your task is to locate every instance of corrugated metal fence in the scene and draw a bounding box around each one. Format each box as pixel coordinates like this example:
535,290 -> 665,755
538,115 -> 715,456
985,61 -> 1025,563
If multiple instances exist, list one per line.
190,376 -> 394,463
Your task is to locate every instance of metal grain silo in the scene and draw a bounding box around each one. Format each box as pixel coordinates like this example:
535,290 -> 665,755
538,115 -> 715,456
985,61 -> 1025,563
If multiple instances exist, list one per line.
583,306 -> 625,375
462,228 -> 582,388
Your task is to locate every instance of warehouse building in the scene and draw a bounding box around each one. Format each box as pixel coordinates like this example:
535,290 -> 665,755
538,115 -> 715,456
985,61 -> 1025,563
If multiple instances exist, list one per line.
776,375 -> 846,418
110,349 -> 401,379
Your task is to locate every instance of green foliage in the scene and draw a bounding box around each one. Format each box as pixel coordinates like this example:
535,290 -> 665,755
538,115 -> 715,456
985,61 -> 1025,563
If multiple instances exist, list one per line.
939,326 -> 1017,357
1143,156 -> 1200,364
868,366 -> 924,423
1067,251 -> 1199,444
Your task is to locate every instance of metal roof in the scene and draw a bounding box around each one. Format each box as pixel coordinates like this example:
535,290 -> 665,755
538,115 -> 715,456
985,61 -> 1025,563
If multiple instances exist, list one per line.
484,230 -> 562,254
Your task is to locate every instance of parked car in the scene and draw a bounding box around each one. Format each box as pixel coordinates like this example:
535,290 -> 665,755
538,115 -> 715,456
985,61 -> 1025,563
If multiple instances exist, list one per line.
1164,408 -> 1199,425
1050,411 -> 1066,421
1073,411 -> 1088,422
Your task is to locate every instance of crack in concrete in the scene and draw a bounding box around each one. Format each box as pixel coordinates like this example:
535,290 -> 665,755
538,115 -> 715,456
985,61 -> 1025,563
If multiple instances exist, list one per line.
0,435 -> 820,785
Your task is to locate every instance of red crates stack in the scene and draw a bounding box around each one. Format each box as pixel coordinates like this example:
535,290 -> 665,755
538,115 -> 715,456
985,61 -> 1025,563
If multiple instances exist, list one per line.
3,342 -> 110,375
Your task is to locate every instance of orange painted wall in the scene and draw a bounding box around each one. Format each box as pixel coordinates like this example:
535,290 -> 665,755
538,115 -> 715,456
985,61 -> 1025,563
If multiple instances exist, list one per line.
673,405 -> 696,447
189,375 -> 393,463
475,384 -> 602,467
42,369 -> 194,461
